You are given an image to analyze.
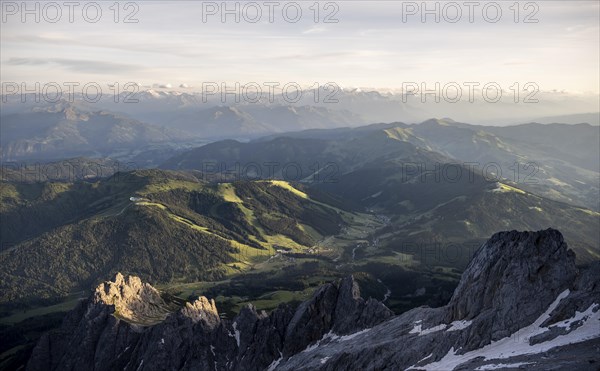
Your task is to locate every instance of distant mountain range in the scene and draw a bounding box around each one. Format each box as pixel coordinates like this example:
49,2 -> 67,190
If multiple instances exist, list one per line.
0,100 -> 364,161
2,88 -> 598,135
0,102 -> 191,163
164,118 -> 599,209
1,90 -> 598,166
162,104 -> 364,139
526,112 -> 599,126
111,87 -> 592,126
3,99 -> 596,202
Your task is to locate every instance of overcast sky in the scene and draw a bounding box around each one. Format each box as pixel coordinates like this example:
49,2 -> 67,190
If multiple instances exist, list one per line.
1,1 -> 599,93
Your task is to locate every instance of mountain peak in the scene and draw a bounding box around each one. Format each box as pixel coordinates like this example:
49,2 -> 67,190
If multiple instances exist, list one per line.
419,118 -> 454,126
93,273 -> 176,325
179,297 -> 220,327
446,228 -> 577,341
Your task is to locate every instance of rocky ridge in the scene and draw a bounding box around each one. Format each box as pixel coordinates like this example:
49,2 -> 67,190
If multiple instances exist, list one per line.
27,229 -> 600,370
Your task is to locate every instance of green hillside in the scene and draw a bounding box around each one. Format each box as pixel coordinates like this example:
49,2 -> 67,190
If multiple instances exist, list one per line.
0,170 -> 346,307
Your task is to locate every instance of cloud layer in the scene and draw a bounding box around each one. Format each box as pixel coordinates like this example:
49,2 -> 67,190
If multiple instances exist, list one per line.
1,1 -> 598,93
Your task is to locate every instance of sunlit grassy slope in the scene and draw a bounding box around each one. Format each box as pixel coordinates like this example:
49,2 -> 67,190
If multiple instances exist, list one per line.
0,170 -> 356,306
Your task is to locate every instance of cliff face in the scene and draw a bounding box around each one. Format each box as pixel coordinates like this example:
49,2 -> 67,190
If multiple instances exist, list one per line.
27,272 -> 392,371
27,229 -> 600,371
444,229 -> 578,350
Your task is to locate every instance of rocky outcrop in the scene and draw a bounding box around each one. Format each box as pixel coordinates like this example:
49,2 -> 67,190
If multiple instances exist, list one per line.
333,276 -> 394,334
27,269 -> 392,371
27,229 -> 600,371
275,229 -> 599,371
93,273 -> 178,325
178,296 -> 220,327
445,229 -> 578,350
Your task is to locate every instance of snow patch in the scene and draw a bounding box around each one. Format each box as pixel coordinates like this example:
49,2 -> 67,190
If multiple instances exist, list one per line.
338,328 -> 371,341
409,319 -> 472,337
410,323 -> 447,335
475,362 -> 534,370
267,351 -> 283,371
117,346 -> 131,359
421,324 -> 447,335
302,341 -> 322,353
301,328 -> 372,353
417,290 -> 600,371
302,331 -> 336,353
320,356 -> 331,364
549,305 -> 596,331
210,345 -> 217,371
383,289 -> 392,302
232,322 -> 241,347
447,320 -> 473,332
409,324 -> 422,334
418,353 -> 433,363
